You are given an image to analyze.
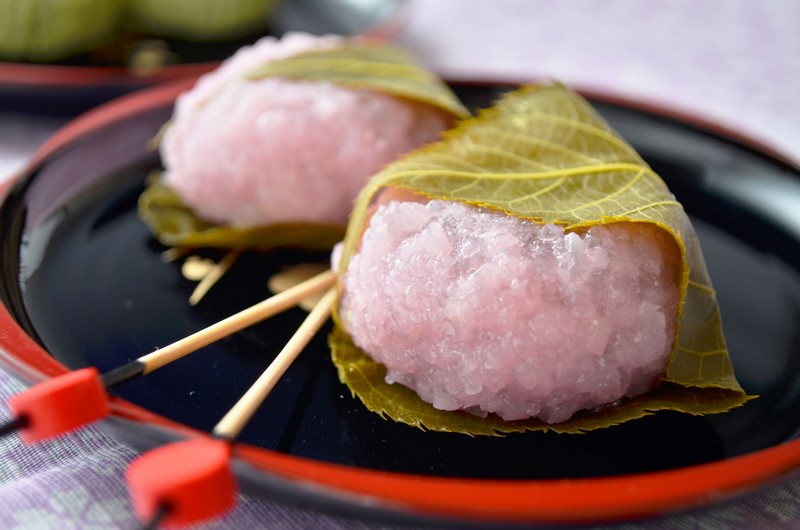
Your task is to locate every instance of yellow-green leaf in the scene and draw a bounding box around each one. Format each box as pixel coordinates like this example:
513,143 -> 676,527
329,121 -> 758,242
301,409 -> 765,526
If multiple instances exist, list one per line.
331,84 -> 753,434
330,326 -> 753,435
137,176 -> 344,251
246,43 -> 470,120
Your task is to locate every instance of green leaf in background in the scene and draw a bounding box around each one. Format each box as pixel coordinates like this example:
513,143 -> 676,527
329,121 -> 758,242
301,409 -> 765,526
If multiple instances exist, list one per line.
331,84 -> 753,435
0,0 -> 123,62
128,0 -> 279,41
246,43 -> 471,120
138,175 -> 344,251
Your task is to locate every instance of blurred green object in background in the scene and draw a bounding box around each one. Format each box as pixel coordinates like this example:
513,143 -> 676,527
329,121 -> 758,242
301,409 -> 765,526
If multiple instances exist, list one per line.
0,0 -> 123,62
127,0 -> 279,41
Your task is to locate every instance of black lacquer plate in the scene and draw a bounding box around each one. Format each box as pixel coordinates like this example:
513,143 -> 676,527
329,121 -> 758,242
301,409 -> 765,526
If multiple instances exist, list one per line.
1,81 -> 800,525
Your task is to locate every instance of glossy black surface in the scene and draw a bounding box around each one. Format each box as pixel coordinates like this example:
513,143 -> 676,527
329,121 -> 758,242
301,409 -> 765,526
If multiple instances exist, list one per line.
2,85 -> 800,481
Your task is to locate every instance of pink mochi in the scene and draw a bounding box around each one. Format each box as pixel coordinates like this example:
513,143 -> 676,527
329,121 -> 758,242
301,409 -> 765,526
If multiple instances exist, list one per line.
338,198 -> 682,423
160,32 -> 454,228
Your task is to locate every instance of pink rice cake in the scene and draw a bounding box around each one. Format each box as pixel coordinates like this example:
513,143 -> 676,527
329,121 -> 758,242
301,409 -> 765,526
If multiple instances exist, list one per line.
160,32 -> 453,228
338,197 -> 682,423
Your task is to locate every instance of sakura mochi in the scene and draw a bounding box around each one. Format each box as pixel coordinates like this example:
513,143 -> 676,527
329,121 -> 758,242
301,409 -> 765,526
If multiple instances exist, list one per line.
330,84 -> 747,432
337,198 -> 682,423
159,32 -> 455,228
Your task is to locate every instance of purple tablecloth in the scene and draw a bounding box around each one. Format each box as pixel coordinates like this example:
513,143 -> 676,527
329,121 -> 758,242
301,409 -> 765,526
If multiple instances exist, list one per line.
2,1 -> 800,527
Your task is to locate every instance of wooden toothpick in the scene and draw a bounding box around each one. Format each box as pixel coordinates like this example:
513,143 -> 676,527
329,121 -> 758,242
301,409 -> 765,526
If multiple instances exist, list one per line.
102,269 -> 337,385
212,288 -> 336,440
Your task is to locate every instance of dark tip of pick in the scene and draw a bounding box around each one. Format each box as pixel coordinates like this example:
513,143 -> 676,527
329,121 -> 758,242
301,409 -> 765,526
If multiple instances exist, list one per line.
0,414 -> 28,438
142,503 -> 170,530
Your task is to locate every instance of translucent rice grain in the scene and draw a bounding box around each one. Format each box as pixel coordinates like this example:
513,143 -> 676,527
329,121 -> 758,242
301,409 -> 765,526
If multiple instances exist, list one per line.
338,200 -> 681,423
160,33 -> 453,228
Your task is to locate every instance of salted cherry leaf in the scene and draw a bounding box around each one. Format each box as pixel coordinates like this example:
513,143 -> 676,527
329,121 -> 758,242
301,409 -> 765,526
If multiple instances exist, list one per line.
246,43 -> 470,120
138,175 -> 344,251
330,327 -> 752,435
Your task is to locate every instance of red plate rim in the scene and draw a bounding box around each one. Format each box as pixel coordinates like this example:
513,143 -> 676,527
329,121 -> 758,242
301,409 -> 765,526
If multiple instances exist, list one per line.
0,60 -> 217,87
2,78 -> 800,525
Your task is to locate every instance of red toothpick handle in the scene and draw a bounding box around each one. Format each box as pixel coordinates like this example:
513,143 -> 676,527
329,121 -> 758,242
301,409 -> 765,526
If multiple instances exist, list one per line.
126,438 -> 235,527
8,367 -> 109,443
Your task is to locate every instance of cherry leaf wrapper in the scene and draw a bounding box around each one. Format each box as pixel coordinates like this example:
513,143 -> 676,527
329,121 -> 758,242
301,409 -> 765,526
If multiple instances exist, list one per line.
138,174 -> 344,251
331,84 -> 753,435
245,43 -> 471,120
138,43 -> 469,251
